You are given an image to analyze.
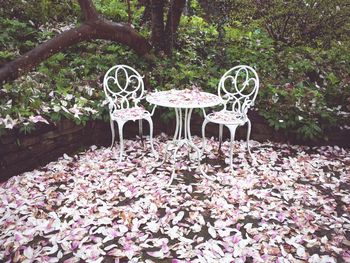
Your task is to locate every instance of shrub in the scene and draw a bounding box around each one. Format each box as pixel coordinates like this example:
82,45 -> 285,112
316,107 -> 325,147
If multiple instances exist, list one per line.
0,1 -> 349,141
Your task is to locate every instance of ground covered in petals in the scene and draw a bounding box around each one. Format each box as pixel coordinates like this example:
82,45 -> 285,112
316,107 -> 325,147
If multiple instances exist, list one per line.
1,136 -> 349,263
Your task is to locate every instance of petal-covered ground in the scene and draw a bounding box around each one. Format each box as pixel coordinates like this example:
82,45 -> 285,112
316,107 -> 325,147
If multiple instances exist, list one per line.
0,135 -> 349,263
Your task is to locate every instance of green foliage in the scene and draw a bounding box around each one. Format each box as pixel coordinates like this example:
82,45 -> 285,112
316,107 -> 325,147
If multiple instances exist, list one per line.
258,83 -> 341,140
252,0 -> 350,47
94,0 -> 129,21
198,0 -> 254,26
0,0 -> 349,141
0,0 -> 79,25
148,16 -> 219,91
94,0 -> 144,26
0,18 -> 38,65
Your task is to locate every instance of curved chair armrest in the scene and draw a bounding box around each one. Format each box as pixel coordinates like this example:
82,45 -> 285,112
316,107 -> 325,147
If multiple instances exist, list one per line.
108,99 -> 118,113
132,93 -> 141,107
150,104 -> 157,116
201,98 -> 226,119
221,99 -> 229,111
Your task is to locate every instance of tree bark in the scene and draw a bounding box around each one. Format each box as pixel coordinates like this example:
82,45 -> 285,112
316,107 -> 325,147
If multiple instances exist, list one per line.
139,0 -> 152,25
126,0 -> 132,24
0,0 -> 151,84
150,0 -> 165,52
164,0 -> 186,53
0,24 -> 92,84
79,0 -> 99,21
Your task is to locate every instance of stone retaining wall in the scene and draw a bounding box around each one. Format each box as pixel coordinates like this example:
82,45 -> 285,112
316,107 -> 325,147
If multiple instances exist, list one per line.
1,111 -> 349,182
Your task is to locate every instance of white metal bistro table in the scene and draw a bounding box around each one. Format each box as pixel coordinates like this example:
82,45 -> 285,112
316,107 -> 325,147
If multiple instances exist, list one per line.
146,89 -> 222,185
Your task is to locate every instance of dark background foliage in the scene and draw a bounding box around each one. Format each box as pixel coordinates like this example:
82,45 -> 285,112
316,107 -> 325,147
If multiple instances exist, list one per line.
0,0 -> 349,141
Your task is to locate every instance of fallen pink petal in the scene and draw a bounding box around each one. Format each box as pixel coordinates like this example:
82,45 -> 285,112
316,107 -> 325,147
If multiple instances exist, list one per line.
0,136 -> 349,262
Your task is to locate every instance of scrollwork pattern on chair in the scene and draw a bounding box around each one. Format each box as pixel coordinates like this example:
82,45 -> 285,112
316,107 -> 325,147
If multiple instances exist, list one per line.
202,65 -> 260,171
218,65 -> 259,117
102,65 -> 157,162
103,65 -> 145,112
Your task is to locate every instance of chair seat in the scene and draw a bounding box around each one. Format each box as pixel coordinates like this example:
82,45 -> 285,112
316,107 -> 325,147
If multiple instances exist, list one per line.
206,110 -> 247,125
111,107 -> 150,121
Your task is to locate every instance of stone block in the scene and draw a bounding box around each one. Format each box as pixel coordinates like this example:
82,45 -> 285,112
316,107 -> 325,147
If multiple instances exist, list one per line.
20,136 -> 41,147
57,119 -> 77,131
42,131 -> 61,140
0,135 -> 16,145
0,142 -> 20,155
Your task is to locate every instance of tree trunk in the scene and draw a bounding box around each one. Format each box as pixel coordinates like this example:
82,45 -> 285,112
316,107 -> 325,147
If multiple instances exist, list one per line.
150,0 -> 165,52
126,0 -> 132,24
164,0 -> 186,53
139,0 -> 152,25
79,0 -> 99,21
0,0 -> 151,84
150,0 -> 186,54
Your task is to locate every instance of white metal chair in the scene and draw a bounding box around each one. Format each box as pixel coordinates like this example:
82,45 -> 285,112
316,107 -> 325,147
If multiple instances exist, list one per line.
201,65 -> 259,170
103,65 -> 157,161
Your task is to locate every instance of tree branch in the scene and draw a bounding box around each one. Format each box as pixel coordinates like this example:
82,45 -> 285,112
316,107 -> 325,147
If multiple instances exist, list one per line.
93,19 -> 151,55
0,0 -> 151,84
0,24 -> 93,83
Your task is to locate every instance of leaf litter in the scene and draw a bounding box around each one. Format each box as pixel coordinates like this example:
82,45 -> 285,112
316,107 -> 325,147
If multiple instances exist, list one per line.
0,135 -> 349,262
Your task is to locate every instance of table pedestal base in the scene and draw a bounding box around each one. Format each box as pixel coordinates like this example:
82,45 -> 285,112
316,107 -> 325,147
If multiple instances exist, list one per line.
163,108 -> 205,185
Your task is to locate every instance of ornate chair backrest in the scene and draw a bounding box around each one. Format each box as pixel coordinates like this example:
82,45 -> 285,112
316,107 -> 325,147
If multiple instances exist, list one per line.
103,65 -> 145,112
218,65 -> 259,116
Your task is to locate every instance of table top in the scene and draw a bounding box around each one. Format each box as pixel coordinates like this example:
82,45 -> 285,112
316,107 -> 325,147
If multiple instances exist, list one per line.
146,89 -> 222,109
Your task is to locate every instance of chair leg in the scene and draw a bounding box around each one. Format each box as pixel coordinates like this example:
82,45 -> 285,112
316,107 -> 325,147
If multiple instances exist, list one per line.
201,119 -> 209,156
145,116 -> 158,158
218,124 -> 223,151
110,119 -> 115,149
117,120 -> 126,162
246,119 -> 252,157
139,119 -> 144,144
227,125 -> 237,171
